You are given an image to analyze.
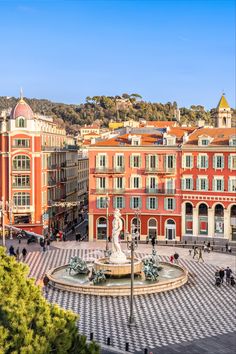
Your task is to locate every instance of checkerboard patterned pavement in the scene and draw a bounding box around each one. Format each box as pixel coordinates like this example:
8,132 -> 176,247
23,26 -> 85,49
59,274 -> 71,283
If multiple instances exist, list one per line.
25,248 -> 236,353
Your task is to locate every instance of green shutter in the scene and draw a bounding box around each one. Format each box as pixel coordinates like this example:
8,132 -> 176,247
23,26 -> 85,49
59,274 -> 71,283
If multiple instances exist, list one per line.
173,155 -> 176,168
138,155 -> 141,167
205,179 -> 208,191
95,155 -> 99,168
156,197 -> 158,209
222,179 -> 224,191
96,198 -> 100,209
222,156 -> 224,169
206,156 -> 208,168
182,155 -> 185,168
190,178 -> 193,190
105,155 -> 108,168
122,197 -> 125,209
212,179 -> 215,191
197,155 -> 200,168
138,198 -> 142,209
130,197 -> 133,209
190,156 -> 193,168
155,154 -> 158,168
213,156 -> 216,169
146,198 -> 150,210
130,155 -> 133,168
96,178 -> 99,189
164,198 -> 167,210
228,179 -> 231,192
181,178 -> 185,190
173,199 -> 176,210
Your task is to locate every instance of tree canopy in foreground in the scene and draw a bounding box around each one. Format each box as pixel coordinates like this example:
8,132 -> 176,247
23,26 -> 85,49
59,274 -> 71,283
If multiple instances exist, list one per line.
0,247 -> 100,354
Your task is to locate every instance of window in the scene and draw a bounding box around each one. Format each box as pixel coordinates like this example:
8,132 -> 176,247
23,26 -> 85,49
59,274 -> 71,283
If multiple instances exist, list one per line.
13,192 -> 30,206
130,154 -> 141,168
197,177 -> 208,191
133,176 -> 141,189
13,139 -> 30,148
164,198 -> 175,210
12,175 -> 30,188
146,155 -> 158,170
229,137 -> 236,146
228,155 -> 236,170
97,177 -> 106,190
198,155 -> 208,169
229,178 -> 236,192
166,155 -> 175,169
213,178 -> 224,192
201,139 -> 209,146
131,197 -> 141,209
149,177 -> 157,189
12,155 -> 30,170
214,155 -> 224,169
114,196 -> 124,209
116,177 -> 124,189
96,197 -> 107,209
184,155 -> 193,168
116,154 -> 124,168
182,178 -> 193,190
166,178 -> 174,192
97,154 -> 107,168
16,117 -> 26,128
147,197 -> 157,210
131,137 -> 140,146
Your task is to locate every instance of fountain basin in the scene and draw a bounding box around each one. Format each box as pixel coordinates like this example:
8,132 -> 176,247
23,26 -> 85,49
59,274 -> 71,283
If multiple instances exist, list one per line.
46,262 -> 188,296
94,257 -> 142,276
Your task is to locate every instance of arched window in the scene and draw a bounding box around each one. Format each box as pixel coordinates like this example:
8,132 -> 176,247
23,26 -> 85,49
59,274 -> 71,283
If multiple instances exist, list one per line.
199,203 -> 208,216
185,203 -> 193,215
165,219 -> 176,240
215,204 -> 224,234
148,218 -> 157,239
97,217 -> 107,240
16,117 -> 26,128
131,217 -> 140,237
223,117 -> 226,126
12,155 -> 30,170
185,203 -> 193,234
13,192 -> 30,206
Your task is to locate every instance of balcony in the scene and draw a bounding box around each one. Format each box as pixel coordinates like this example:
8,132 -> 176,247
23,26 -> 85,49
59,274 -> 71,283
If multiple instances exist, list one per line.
47,179 -> 57,187
91,188 -> 126,194
61,162 -> 78,168
145,188 -> 176,195
94,167 -> 125,174
144,167 -> 176,174
13,205 -> 33,213
47,164 -> 57,170
12,184 -> 30,189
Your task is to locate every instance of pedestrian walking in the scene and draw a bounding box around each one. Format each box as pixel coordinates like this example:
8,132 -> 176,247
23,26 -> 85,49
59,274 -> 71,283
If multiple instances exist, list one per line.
230,276 -> 235,286
203,244 -> 208,253
225,243 -> 229,252
16,247 -> 20,261
62,232 -> 66,242
46,238 -> 51,251
9,245 -> 16,257
17,232 -> 23,244
197,248 -> 204,262
193,247 -> 198,259
173,252 -> 179,264
189,249 -> 192,256
43,274 -> 50,294
22,248 -> 27,261
228,245 -> 232,253
219,268 -> 225,283
151,237 -> 156,248
225,267 -> 233,285
146,236 -> 149,244
215,271 -> 221,287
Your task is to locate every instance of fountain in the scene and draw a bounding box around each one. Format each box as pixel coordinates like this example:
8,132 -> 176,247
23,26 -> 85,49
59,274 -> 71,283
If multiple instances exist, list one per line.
46,209 -> 188,296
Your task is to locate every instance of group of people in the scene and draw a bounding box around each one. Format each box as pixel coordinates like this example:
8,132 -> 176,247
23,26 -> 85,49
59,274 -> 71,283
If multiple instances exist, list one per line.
39,236 -> 51,252
189,246 -> 205,262
9,245 -> 27,261
215,267 -> 235,287
170,252 -> 179,264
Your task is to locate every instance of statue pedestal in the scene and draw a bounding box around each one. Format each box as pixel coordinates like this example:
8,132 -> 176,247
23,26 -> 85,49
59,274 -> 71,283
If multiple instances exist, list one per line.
109,251 -> 127,264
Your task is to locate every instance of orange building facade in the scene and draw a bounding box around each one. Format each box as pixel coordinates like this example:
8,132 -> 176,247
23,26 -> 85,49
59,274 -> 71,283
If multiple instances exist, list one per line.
88,95 -> 236,242
0,97 -> 78,235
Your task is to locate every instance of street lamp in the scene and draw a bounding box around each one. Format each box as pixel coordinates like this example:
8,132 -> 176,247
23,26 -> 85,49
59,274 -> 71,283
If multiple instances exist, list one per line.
126,208 -> 140,327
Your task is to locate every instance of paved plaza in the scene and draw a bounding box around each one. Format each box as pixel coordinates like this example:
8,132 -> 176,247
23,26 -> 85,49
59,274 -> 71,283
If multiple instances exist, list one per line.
22,241 -> 236,354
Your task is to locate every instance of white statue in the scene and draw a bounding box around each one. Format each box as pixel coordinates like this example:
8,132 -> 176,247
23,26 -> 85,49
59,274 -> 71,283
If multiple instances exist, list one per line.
109,209 -> 127,264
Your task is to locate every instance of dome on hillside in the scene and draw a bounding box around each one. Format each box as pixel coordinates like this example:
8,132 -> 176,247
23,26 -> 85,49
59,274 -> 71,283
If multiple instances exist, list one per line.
11,98 -> 34,120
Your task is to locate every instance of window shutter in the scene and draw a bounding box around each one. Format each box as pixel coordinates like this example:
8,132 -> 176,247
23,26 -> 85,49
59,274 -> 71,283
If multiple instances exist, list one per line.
222,156 -> 224,169
146,198 -> 150,210
213,155 -> 216,169
138,155 -> 141,167
146,155 -> 150,169
113,197 -> 117,209
173,199 -> 176,210
164,198 -> 167,210
96,178 -> 99,189
105,177 -> 108,189
130,177 -> 133,189
130,197 -> 133,209
206,156 -> 209,168
197,155 -> 200,168
222,179 -> 224,191
228,155 -> 232,170
155,154 -> 158,168
181,178 -> 185,190
105,155 -> 108,168
122,197 -> 125,209
139,177 -> 142,188
96,198 -> 100,209
190,156 -> 193,168
138,198 -> 142,209
95,155 -> 99,168
130,155 -> 133,168
156,197 -> 158,209
205,179 -> 208,191
190,178 -> 193,190
228,179 -> 231,192
173,155 -> 176,168
212,179 -> 215,191
182,155 -> 185,168
196,178 -> 199,190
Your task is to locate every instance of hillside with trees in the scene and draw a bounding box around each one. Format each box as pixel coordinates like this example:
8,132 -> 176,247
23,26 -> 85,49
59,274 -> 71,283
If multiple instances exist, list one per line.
0,94 -> 234,134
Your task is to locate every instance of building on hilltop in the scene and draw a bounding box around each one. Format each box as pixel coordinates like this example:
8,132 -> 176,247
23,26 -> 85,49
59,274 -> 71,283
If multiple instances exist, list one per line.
0,94 -> 79,235
88,95 -> 236,242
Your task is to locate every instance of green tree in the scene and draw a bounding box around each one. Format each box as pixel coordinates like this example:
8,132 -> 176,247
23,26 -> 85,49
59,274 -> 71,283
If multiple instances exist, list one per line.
0,247 -> 100,354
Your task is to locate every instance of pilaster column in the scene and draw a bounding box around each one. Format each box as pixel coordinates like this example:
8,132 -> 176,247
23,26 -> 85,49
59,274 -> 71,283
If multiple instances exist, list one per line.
181,203 -> 185,237
88,213 -> 94,241
224,209 -> 230,240
192,207 -> 198,236
208,208 -> 214,237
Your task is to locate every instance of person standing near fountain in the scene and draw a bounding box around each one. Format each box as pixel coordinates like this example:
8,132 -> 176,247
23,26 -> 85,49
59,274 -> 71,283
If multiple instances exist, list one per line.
109,209 -> 127,264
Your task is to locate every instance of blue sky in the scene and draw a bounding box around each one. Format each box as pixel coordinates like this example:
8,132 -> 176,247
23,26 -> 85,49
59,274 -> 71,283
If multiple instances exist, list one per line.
0,0 -> 235,108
